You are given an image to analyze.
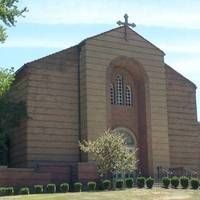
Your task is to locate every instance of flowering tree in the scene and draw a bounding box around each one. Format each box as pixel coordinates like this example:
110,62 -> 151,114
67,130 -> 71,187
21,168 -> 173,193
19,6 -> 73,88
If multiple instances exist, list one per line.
79,129 -> 137,177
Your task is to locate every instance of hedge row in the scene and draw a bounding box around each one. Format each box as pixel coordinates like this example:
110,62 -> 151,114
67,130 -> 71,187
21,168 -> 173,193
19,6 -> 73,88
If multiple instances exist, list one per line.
0,183 -> 69,196
0,177 -> 199,196
162,176 -> 200,189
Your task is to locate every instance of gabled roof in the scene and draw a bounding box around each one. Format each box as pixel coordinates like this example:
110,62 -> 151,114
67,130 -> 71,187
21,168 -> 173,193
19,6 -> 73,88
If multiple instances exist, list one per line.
15,25 -> 166,75
81,25 -> 165,56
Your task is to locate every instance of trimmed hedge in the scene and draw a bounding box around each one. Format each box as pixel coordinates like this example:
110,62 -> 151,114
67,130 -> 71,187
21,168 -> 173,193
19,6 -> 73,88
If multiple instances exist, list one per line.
162,177 -> 170,188
190,178 -> 199,189
19,187 -> 30,195
0,187 -> 14,196
34,185 -> 43,194
146,177 -> 154,189
171,177 -> 179,189
116,180 -> 124,189
125,178 -> 133,188
87,182 -> 96,192
102,180 -> 111,190
137,177 -> 145,188
46,184 -> 56,193
60,183 -> 69,193
74,182 -> 82,192
180,177 -> 189,189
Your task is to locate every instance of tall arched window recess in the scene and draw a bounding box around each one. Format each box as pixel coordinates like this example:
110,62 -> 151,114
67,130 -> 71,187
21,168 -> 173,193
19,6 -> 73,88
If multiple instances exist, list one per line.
116,74 -> 123,105
125,85 -> 132,106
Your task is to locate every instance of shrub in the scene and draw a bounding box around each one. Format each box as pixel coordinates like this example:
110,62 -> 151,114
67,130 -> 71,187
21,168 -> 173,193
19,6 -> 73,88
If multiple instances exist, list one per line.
74,182 -> 82,192
60,183 -> 69,193
116,180 -> 124,189
162,177 -> 170,188
87,182 -> 96,191
46,184 -> 56,193
171,176 -> 179,189
0,188 -> 5,196
0,187 -> 14,196
146,177 -> 154,189
34,185 -> 43,194
125,178 -> 133,188
136,177 -> 145,188
19,187 -> 30,195
190,178 -> 199,189
5,187 -> 14,196
102,180 -> 111,190
180,177 -> 189,189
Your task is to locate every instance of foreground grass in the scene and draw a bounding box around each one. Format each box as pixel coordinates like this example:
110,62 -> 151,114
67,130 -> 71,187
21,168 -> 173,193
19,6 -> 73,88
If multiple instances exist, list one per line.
0,188 -> 199,200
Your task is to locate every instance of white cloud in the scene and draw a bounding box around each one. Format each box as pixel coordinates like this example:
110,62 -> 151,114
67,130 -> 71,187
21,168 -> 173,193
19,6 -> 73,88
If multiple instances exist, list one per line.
19,0 -> 200,29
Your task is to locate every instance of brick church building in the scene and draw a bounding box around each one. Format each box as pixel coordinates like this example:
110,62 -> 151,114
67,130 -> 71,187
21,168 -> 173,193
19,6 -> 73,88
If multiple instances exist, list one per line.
5,17 -> 200,185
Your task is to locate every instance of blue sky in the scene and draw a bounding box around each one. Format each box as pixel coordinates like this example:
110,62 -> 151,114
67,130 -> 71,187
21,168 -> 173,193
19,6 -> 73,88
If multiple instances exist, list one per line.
1,0 -> 200,120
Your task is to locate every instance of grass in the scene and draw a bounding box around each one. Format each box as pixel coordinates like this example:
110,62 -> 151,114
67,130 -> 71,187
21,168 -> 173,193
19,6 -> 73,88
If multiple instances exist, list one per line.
0,188 -> 199,200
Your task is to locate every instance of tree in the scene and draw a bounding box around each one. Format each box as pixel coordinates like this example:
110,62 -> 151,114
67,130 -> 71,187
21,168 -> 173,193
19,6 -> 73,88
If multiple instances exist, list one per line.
0,0 -> 27,43
0,67 -> 14,96
79,129 -> 137,177
0,67 -> 26,165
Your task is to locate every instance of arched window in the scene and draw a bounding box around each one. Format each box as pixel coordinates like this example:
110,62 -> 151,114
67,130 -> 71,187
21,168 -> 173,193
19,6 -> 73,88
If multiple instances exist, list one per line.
114,127 -> 137,152
116,74 -> 123,105
110,84 -> 114,104
125,85 -> 132,106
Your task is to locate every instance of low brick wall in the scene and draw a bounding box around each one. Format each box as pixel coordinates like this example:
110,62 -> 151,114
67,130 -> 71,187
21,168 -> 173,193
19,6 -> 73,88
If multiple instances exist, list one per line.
0,165 -> 71,187
0,167 -> 51,187
77,162 -> 98,183
38,165 -> 71,183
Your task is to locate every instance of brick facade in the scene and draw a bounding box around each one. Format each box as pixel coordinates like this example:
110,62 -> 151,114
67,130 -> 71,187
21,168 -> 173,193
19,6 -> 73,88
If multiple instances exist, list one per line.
6,26 -> 200,185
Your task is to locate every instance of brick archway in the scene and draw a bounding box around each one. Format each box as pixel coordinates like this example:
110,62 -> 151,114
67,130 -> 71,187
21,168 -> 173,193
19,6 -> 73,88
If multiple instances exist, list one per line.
106,56 -> 149,176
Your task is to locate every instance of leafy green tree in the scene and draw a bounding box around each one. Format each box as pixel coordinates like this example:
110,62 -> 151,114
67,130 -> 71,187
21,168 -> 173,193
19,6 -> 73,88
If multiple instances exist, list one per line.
0,67 -> 26,165
0,67 -> 14,96
80,129 -> 137,177
0,0 -> 27,42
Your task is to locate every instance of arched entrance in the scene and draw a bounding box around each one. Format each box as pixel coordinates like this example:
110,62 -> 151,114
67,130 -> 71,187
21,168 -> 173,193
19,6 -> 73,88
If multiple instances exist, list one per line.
107,56 -> 149,176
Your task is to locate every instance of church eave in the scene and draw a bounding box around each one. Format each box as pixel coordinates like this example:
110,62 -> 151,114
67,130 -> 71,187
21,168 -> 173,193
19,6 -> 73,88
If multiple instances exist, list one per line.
165,64 -> 197,89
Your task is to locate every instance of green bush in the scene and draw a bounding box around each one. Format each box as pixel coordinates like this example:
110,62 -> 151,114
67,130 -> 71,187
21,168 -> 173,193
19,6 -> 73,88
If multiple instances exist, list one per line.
162,177 -> 170,188
87,182 -> 96,191
34,185 -> 43,194
6,187 -> 14,196
146,177 -> 154,189
60,183 -> 69,193
74,182 -> 82,192
171,177 -> 179,189
46,184 -> 56,193
125,178 -> 133,188
136,177 -> 145,188
0,187 -> 14,196
180,177 -> 189,189
116,180 -> 124,189
19,187 -> 30,195
0,188 -> 5,196
102,180 -> 111,190
190,178 -> 199,189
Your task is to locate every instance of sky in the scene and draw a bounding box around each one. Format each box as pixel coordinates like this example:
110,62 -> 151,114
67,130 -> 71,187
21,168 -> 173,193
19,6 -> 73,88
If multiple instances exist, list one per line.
1,0 -> 200,120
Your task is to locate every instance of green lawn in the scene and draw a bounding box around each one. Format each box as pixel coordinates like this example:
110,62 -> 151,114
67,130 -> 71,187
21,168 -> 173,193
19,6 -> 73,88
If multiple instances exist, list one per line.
0,188 -> 199,200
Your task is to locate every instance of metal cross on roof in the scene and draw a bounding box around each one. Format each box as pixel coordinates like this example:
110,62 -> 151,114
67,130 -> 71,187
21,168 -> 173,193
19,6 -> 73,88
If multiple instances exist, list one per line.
117,14 -> 136,40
